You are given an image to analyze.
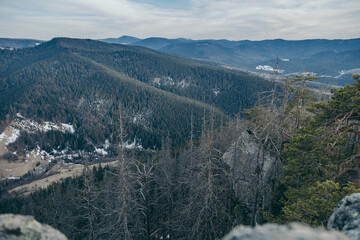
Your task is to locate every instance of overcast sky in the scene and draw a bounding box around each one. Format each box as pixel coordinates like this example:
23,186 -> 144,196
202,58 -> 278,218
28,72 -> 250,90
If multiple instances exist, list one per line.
1,0 -> 359,40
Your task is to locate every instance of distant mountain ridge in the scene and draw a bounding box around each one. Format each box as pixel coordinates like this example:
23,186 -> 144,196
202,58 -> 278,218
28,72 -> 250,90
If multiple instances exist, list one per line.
0,38 -> 43,49
2,36 -> 359,86
102,36 -> 360,86
102,35 -> 140,45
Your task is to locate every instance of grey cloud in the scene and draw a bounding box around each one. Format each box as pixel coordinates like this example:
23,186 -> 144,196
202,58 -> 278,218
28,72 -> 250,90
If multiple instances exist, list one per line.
0,0 -> 359,40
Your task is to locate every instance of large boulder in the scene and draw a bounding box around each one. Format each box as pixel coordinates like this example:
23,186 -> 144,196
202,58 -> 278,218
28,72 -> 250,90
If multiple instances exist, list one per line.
328,193 -> 360,240
222,130 -> 281,220
222,223 -> 349,240
0,214 -> 67,240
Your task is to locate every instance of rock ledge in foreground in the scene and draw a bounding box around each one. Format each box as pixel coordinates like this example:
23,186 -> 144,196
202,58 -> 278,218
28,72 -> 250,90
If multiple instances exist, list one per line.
328,193 -> 360,240
0,214 -> 67,240
223,223 -> 349,240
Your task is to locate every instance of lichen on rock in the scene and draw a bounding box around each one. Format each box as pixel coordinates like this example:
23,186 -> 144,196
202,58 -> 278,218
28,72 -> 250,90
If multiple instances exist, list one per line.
328,193 -> 360,240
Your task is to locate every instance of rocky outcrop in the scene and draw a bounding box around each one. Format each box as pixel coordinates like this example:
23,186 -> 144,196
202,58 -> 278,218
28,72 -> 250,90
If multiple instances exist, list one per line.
328,193 -> 360,240
223,193 -> 360,240
0,214 -> 67,240
222,223 -> 350,240
222,130 -> 281,221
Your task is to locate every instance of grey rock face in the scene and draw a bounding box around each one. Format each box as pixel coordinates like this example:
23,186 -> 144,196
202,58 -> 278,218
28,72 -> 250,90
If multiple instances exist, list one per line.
222,130 -> 281,214
328,193 -> 360,240
0,214 -> 67,240
222,223 -> 350,240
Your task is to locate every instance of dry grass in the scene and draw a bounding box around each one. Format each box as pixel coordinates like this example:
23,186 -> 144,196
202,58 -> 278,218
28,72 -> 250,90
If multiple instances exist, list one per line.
8,161 -> 117,197
0,123 -> 49,179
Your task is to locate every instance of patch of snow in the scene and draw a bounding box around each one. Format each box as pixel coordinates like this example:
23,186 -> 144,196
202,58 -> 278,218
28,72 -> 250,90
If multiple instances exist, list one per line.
13,116 -> 75,134
104,139 -> 110,149
300,71 -> 316,77
334,69 -> 360,79
178,79 -> 190,88
61,123 -> 75,134
320,75 -> 334,78
16,113 -> 24,118
256,65 -> 285,73
152,77 -> 161,85
123,138 -> 143,150
30,147 -> 41,159
125,141 -> 136,149
5,127 -> 20,145
0,47 -> 14,51
151,76 -> 190,88
35,43 -> 40,46
0,132 -> 6,142
95,147 -> 108,156
26,145 -> 54,163
1,177 -> 20,181
43,121 -> 60,131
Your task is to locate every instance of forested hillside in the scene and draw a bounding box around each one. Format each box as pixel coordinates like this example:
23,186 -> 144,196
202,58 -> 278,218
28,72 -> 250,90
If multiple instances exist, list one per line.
0,38 -> 272,154
1,74 -> 359,240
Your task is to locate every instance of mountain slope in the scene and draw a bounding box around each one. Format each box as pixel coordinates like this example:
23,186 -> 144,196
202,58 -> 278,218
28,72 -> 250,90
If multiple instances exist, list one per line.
65,38 -> 271,114
0,38 -> 273,167
1,43 -> 218,150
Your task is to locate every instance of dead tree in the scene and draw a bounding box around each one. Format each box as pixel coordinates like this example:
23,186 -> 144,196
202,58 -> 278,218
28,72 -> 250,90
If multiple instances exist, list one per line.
179,113 -> 232,239
133,158 -> 156,240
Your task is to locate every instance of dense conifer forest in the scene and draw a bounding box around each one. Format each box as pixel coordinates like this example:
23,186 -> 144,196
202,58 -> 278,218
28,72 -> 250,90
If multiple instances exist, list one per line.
0,38 -> 273,150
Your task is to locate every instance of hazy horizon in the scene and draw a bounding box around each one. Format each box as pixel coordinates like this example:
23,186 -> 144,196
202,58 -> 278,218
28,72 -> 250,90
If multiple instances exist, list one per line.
2,35 -> 360,42
1,0 -> 359,41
